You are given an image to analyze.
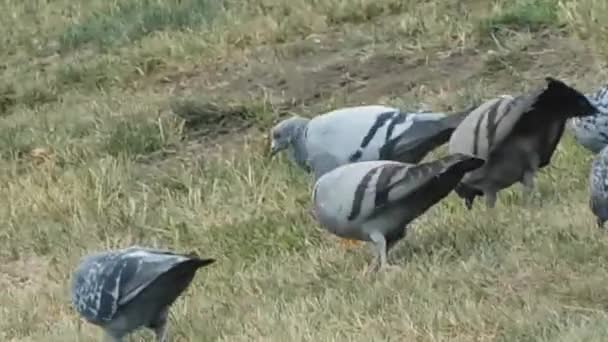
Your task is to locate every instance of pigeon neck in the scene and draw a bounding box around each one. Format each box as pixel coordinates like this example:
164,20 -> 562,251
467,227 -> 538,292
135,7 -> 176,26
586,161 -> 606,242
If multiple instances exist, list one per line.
290,122 -> 309,169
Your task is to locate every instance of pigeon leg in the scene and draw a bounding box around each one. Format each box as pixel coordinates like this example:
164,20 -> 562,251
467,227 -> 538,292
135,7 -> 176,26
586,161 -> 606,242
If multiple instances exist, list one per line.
521,171 -> 536,205
381,238 -> 403,272
485,191 -> 497,209
598,217 -> 605,230
155,324 -> 168,342
385,228 -> 406,254
150,309 -> 169,342
103,331 -> 123,342
464,196 -> 474,210
369,231 -> 388,267
361,241 -> 381,275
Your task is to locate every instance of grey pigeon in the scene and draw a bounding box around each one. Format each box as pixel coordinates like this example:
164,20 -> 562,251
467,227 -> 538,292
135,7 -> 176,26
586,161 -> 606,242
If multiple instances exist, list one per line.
448,77 -> 598,209
270,104 -> 472,175
71,246 -> 215,342
568,84 -> 608,153
311,153 -> 485,273
590,145 -> 608,228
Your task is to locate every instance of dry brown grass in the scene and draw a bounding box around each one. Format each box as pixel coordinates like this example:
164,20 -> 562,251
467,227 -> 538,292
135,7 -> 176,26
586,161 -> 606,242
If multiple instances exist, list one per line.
3,0 -> 608,341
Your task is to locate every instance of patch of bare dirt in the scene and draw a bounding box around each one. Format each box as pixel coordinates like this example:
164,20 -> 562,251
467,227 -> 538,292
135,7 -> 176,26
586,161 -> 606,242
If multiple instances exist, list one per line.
155,33 -> 601,164
170,42 -> 487,114
0,255 -> 55,293
168,33 -> 598,116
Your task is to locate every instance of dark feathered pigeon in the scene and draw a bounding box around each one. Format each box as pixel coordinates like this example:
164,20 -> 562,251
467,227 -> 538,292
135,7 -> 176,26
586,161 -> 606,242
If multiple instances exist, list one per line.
568,84 -> 608,153
590,145 -> 608,228
71,246 -> 215,342
310,153 -> 485,273
270,104 -> 472,177
448,77 -> 598,209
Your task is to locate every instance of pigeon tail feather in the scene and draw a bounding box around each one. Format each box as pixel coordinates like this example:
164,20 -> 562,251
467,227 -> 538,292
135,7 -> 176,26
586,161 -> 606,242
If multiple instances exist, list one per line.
189,257 -> 216,269
166,258 -> 215,281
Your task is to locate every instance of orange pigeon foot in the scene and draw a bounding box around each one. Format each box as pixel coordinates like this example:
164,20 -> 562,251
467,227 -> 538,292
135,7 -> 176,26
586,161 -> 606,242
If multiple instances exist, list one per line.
339,238 -> 362,249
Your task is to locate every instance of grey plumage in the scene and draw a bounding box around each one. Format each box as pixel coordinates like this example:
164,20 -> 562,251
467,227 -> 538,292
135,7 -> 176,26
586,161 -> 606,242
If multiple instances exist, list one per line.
590,145 -> 608,228
311,153 -> 485,272
270,104 -> 473,178
449,77 -> 598,209
309,153 -> 341,182
71,246 -> 215,342
568,84 -> 608,153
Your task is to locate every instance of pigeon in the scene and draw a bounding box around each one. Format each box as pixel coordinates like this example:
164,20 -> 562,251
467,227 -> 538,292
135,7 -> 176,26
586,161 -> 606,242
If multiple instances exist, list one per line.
589,144 -> 608,228
310,153 -> 485,273
568,84 -> 608,153
71,246 -> 215,342
269,104 -> 473,175
448,77 -> 598,209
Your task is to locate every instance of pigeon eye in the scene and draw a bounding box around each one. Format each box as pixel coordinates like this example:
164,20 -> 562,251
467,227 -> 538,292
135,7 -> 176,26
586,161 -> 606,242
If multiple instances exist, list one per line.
273,132 -> 281,139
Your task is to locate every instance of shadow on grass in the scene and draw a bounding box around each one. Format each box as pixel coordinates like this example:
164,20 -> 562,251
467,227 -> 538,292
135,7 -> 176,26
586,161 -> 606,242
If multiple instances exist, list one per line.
104,116 -> 168,158
169,96 -> 284,140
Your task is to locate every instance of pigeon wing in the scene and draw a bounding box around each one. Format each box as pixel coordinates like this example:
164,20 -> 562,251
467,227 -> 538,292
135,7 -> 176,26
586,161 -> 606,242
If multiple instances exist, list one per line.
343,153 -> 482,223
383,110 -> 470,163
346,159 -> 459,220
537,120 -> 567,168
305,105 -> 401,164
114,248 -> 192,306
449,93 -> 538,159
71,251 -> 129,323
378,154 -> 484,205
71,247 -> 206,323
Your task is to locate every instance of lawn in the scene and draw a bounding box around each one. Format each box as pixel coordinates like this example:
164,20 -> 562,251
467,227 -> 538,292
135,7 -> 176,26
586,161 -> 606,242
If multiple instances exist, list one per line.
2,0 -> 608,341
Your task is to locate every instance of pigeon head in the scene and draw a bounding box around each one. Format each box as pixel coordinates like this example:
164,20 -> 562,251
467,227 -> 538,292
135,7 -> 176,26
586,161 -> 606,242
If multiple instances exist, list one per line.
538,77 -> 598,119
269,116 -> 309,157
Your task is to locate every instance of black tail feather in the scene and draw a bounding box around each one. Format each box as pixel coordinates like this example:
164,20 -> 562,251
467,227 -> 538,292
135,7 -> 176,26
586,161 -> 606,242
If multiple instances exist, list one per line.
539,77 -> 598,118
184,251 -> 216,269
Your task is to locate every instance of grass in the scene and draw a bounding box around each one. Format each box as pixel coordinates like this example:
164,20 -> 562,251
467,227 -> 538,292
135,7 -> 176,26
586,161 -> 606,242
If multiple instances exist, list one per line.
58,0 -> 222,52
3,0 -> 608,341
478,0 -> 562,36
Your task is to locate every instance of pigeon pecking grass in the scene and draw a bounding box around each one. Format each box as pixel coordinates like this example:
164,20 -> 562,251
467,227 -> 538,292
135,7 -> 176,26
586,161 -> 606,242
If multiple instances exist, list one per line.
71,246 -> 215,342
589,144 -> 608,229
449,77 -> 598,209
310,153 -> 485,274
568,84 -> 608,154
269,104 -> 474,176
